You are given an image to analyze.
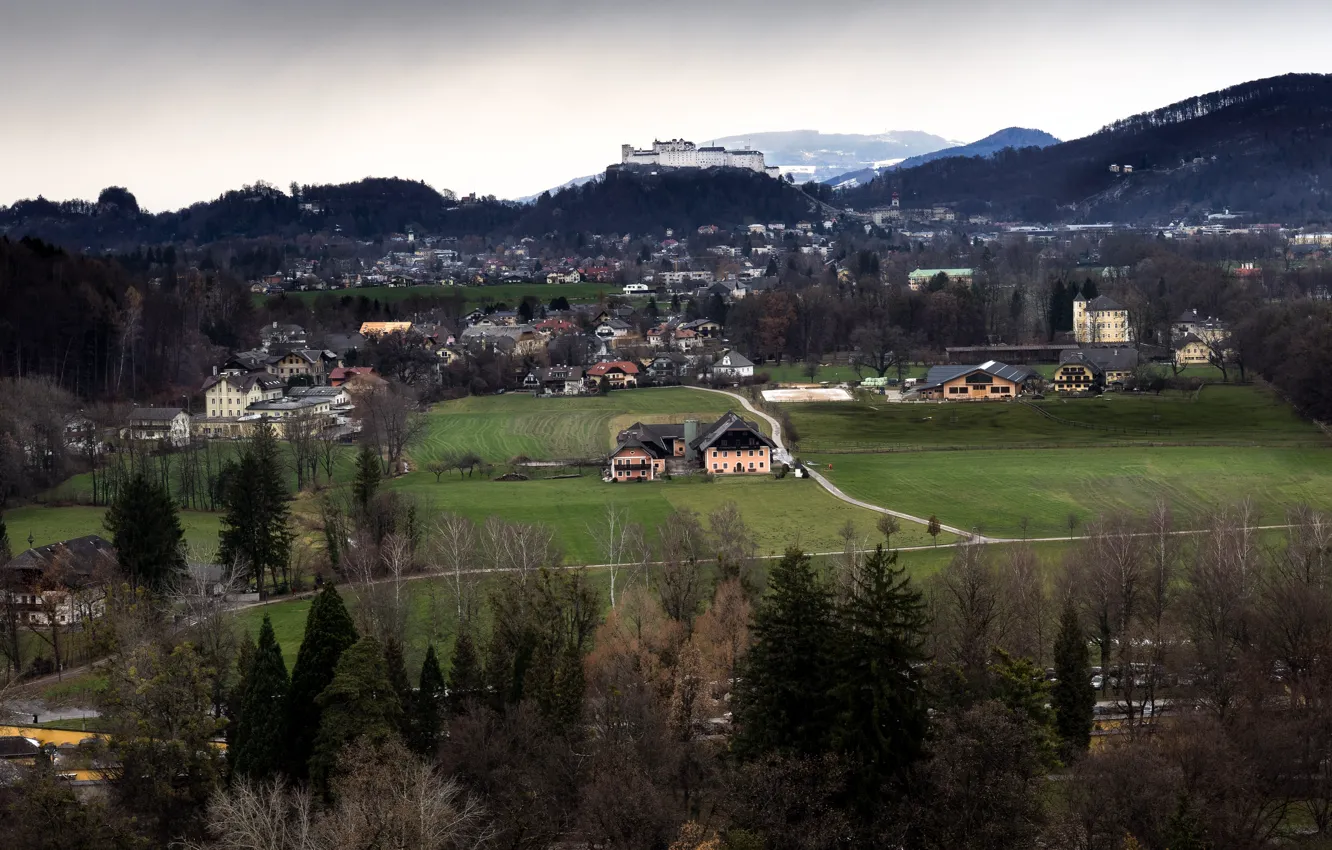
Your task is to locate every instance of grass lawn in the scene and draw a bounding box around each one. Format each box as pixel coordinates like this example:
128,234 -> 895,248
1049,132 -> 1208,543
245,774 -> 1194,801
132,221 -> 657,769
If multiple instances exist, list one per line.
257,282 -> 619,309
414,388 -> 743,462
3,504 -> 223,552
393,472 -> 949,563
806,446 -> 1332,539
760,362 -> 933,385
791,384 -> 1325,452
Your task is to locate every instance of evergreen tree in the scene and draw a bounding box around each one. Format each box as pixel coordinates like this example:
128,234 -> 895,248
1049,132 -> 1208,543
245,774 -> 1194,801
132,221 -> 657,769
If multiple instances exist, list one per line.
1081,277 -> 1100,299
733,547 -> 838,756
0,512 -> 10,563
224,631 -> 257,749
447,629 -> 483,713
1051,598 -> 1094,757
285,583 -> 358,780
410,644 -> 446,756
103,472 -> 185,593
384,639 -> 415,743
219,421 -> 292,591
352,442 -> 381,515
229,615 -> 289,780
831,545 -> 929,790
309,636 -> 403,796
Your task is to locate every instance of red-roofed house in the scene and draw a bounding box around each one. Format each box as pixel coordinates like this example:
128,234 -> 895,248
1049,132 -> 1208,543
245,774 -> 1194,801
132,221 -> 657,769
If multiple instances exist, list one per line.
329,366 -> 377,387
585,361 -> 640,390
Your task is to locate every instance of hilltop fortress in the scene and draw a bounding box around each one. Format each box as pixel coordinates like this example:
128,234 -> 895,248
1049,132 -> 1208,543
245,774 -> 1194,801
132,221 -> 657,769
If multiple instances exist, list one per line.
620,139 -> 781,177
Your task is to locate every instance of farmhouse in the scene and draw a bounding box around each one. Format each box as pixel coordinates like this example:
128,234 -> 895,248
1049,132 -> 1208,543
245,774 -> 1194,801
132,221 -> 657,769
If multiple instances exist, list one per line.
1174,334 -> 1211,366
0,535 -> 115,626
124,407 -> 192,446
1053,348 -> 1139,392
913,361 -> 1035,401
609,411 -> 776,481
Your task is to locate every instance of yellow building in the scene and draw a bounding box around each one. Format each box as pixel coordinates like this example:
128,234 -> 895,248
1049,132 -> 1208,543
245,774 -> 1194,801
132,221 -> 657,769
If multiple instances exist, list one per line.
1174,334 -> 1211,366
201,372 -> 284,419
1073,294 -> 1132,344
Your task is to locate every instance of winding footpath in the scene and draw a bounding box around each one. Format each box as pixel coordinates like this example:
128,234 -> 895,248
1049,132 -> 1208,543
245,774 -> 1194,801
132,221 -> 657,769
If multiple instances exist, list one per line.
684,386 -> 984,542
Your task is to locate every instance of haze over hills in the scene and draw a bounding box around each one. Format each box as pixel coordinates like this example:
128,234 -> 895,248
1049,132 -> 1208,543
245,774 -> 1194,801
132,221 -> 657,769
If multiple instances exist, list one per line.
844,73 -> 1332,224
707,129 -> 963,183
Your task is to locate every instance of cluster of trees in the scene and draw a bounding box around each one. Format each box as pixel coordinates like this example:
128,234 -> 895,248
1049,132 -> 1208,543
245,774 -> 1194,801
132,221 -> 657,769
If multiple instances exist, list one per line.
7,500 -> 1332,848
0,237 -> 256,401
1234,298 -> 1332,420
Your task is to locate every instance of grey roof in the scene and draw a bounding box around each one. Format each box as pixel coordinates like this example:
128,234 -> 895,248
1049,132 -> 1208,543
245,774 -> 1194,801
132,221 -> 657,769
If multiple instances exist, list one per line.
202,372 -> 284,393
691,411 -> 775,451
286,386 -> 346,398
0,737 -> 41,759
1060,347 -> 1140,372
3,535 -> 115,582
918,360 -> 1036,391
1084,294 -> 1126,311
129,407 -> 186,421
716,350 -> 754,369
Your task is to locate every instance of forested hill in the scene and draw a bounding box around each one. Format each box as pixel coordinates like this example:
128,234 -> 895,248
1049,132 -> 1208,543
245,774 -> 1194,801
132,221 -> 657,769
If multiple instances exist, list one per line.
511,167 -> 824,235
843,73 -> 1332,224
0,178 -> 525,252
1,168 -> 824,250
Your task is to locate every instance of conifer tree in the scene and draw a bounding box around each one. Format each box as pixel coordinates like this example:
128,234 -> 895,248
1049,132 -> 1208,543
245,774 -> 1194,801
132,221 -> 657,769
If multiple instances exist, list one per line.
733,547 -> 838,756
447,629 -> 483,713
831,545 -> 929,788
230,614 -> 289,780
285,583 -> 358,780
104,472 -> 186,593
309,635 -> 403,796
219,421 -> 292,591
224,631 -> 256,748
409,644 -> 446,756
0,512 -> 10,563
384,638 -> 415,743
352,442 -> 381,515
1051,598 -> 1094,757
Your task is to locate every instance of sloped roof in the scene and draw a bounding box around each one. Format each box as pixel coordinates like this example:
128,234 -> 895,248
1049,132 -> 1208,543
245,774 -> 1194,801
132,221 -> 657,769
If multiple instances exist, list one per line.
1084,294 -> 1125,311
717,350 -> 754,369
918,360 -> 1035,391
1060,347 -> 1140,372
129,407 -> 186,421
690,411 -> 775,451
3,534 -> 115,582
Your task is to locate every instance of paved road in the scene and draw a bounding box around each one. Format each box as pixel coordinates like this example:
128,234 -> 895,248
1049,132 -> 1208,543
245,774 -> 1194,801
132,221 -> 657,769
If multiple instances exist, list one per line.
684,386 -> 981,540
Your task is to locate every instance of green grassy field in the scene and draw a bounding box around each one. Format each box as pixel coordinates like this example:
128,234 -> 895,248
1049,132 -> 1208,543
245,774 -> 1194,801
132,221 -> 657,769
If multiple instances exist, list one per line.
258,282 -> 619,309
791,384 -> 1325,452
760,362 -> 932,384
415,389 -> 741,463
807,447 -> 1332,539
3,504 -> 223,551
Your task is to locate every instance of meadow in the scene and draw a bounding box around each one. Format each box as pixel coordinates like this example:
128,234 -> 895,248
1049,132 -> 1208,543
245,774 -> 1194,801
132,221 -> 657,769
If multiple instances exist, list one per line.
411,389 -> 741,462
806,446 -> 1332,539
257,282 -> 619,309
791,384 -> 1324,452
13,388 -> 945,566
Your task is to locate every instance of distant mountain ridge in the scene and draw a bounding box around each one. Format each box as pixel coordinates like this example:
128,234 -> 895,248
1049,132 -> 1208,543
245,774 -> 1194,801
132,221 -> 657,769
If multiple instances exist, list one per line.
893,127 -> 1062,169
822,128 -> 1061,189
841,73 -> 1332,224
707,129 -> 963,183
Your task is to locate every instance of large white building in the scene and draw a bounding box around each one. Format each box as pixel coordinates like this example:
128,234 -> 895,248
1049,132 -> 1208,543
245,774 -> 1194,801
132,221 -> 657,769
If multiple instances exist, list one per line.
621,139 -> 781,177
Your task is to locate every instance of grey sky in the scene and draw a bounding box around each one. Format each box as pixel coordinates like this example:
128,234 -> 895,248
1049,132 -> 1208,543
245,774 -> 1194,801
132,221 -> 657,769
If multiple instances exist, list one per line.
2,0 -> 1329,210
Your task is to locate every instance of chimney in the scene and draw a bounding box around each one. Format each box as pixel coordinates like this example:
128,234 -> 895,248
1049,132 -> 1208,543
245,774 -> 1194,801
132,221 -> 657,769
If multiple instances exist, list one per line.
213,365 -> 218,376
684,419 -> 700,461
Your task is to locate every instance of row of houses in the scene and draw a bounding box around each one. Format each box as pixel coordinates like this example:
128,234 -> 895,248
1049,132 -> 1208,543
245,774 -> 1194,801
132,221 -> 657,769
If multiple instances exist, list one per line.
522,349 -> 756,395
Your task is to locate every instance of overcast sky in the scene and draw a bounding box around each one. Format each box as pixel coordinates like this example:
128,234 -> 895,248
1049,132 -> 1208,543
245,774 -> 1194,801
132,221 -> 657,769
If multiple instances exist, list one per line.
2,0 -> 1330,211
